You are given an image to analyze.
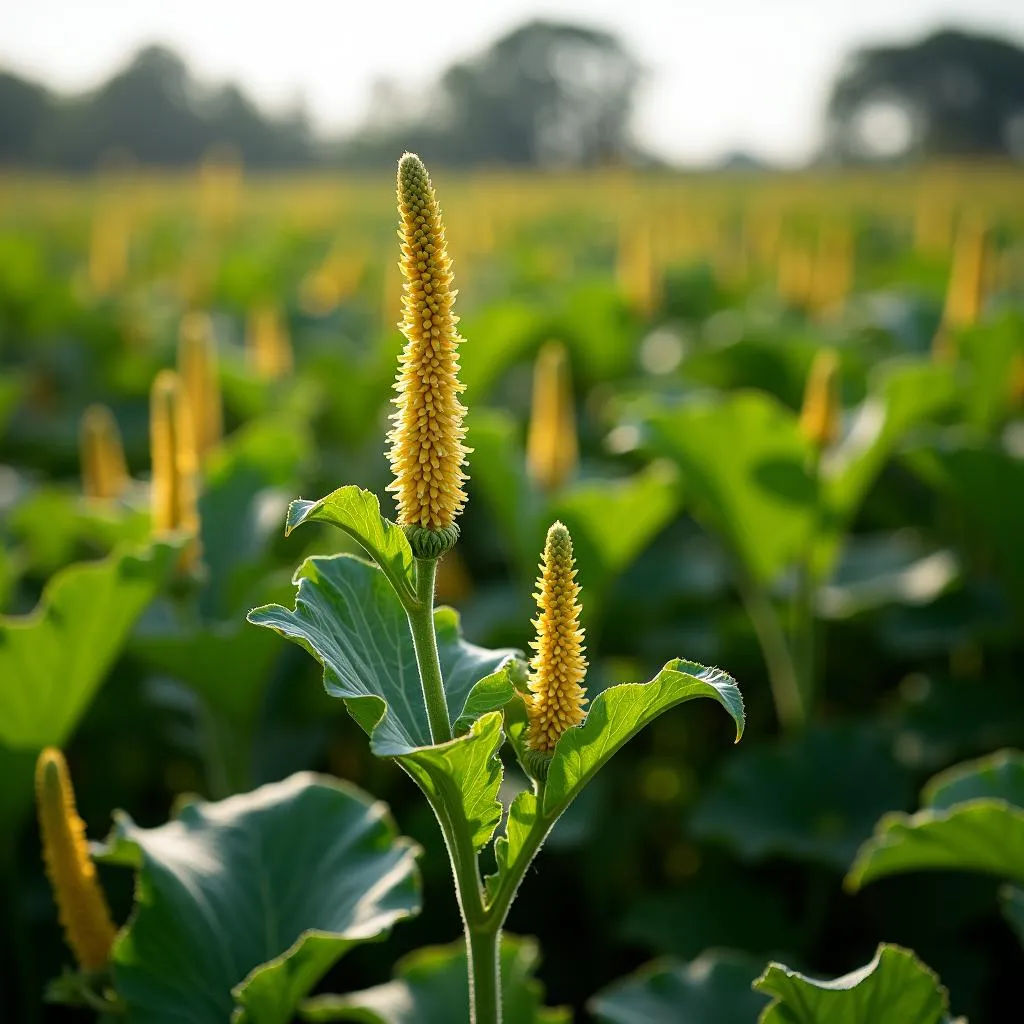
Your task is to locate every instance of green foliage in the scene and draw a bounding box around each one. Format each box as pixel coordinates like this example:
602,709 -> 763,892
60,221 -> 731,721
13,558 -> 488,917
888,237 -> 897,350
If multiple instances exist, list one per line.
753,944 -> 958,1024
98,773 -> 420,1024
590,950 -> 769,1023
301,935 -> 569,1023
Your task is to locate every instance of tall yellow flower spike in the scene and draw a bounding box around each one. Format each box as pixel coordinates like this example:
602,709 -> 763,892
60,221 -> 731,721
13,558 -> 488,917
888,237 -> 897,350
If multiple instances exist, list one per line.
177,312 -> 223,463
800,348 -> 841,451
526,341 -> 578,493
525,521 -> 588,757
386,153 -> 468,555
150,370 -> 201,566
79,404 -> 129,501
35,748 -> 117,972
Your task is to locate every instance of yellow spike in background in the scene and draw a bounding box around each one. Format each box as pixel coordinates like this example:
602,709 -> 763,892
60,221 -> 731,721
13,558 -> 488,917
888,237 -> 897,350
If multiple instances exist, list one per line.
525,521 -> 589,754
526,341 -> 578,493
943,212 -> 988,329
150,369 -> 201,565
800,348 -> 842,450
177,312 -> 223,463
79,404 -> 129,501
87,207 -> 128,297
35,748 -> 117,973
386,153 -> 468,533
247,304 -> 294,381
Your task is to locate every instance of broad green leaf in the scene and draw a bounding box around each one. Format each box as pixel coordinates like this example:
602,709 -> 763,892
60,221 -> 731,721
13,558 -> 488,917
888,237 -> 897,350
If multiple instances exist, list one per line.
754,944 -> 958,1024
692,724 -> 913,870
589,950 -> 769,1024
923,749 -> 1024,811
847,749 -> 1024,890
485,788 -> 539,900
101,772 -> 420,1024
956,314 -> 1024,431
645,391 -> 816,585
538,660 -> 744,819
284,486 -> 416,604
816,358 -> 958,577
301,934 -> 569,1023
847,801 -> 1024,889
0,542 -> 176,750
551,461 -> 680,615
904,436 -> 1024,606
248,554 -> 519,755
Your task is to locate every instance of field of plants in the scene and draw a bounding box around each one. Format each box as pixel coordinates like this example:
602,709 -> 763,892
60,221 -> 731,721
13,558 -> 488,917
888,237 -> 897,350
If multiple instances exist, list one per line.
1,157 -> 1023,1023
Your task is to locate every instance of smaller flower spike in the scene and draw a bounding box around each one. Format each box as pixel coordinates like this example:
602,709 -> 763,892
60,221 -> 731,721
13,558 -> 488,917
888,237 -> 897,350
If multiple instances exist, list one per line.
79,403 -> 129,500
525,521 -> 588,756
36,748 -> 117,972
526,341 -> 578,493
386,153 -> 468,555
799,348 -> 841,451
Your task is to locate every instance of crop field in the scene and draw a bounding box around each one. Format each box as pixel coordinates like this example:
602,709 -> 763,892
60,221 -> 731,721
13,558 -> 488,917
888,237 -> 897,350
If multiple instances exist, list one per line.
1,159 -> 1023,1023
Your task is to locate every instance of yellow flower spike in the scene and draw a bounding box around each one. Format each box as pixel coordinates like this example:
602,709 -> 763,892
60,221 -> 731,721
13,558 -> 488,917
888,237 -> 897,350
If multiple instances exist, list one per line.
525,521 -> 589,759
35,748 -> 117,973
943,212 -> 988,330
800,348 -> 842,451
177,312 -> 223,463
385,153 -> 468,556
526,341 -> 578,493
247,303 -> 294,381
150,370 -> 201,566
79,404 -> 129,501
617,219 -> 656,316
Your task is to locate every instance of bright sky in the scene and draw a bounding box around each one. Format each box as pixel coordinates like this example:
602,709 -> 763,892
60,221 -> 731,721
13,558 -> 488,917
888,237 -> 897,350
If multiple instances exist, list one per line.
4,0 -> 1024,165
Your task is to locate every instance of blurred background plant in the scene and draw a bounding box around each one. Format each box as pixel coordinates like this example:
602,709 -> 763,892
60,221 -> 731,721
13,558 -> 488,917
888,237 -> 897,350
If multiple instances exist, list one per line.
2,2 -> 1024,1020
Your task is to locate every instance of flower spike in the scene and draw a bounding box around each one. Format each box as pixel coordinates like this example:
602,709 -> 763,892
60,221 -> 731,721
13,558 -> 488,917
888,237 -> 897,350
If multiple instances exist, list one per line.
80,404 -> 129,501
799,348 -> 841,451
386,153 -> 468,557
526,341 -> 578,493
525,521 -> 589,759
35,748 -> 117,972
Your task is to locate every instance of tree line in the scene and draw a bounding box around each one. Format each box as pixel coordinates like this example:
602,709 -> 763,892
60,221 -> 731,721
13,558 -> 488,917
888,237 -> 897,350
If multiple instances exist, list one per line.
1,22 -> 1022,170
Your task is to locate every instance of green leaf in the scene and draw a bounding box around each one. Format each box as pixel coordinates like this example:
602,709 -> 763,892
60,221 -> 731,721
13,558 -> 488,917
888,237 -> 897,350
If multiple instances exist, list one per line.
847,749 -> 1024,890
538,660 -> 744,819
401,712 -> 507,851
904,436 -> 1024,607
753,944 -> 958,1024
692,724 -> 913,870
645,391 -> 816,585
847,800 -> 1024,889
0,543 -> 177,750
485,789 -> 538,900
816,358 -> 958,578
248,554 -> 519,755
101,772 -> 420,1024
198,415 -> 312,619
284,486 -> 416,604
301,934 -> 569,1023
922,749 -> 1024,811
589,950 -> 769,1024
551,461 -> 680,615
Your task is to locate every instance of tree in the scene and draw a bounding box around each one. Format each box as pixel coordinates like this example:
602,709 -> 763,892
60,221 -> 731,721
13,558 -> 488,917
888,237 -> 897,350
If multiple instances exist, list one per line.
825,28 -> 1024,163
437,20 -> 642,167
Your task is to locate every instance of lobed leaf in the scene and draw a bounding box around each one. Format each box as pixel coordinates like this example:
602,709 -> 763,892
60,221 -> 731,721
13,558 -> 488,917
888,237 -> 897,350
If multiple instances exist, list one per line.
100,773 -> 420,1024
753,944 -> 958,1024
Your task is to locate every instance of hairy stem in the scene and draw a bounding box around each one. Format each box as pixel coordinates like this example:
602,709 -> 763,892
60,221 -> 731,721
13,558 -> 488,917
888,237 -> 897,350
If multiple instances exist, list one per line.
407,557 -> 453,744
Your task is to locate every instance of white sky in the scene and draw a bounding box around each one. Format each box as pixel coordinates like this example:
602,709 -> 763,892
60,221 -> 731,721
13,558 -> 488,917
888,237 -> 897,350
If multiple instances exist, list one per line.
4,0 -> 1024,165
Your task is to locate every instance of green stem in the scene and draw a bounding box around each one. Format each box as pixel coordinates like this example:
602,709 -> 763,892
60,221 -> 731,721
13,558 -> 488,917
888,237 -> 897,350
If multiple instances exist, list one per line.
408,557 -> 453,744
791,449 -> 822,714
467,921 -> 501,1024
738,576 -> 805,731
